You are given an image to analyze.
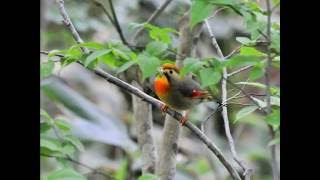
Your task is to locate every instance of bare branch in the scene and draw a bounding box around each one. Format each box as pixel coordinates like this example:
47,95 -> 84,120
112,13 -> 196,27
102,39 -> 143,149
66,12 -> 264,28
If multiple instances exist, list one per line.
228,65 -> 253,77
107,0 -> 129,46
131,0 -> 174,43
41,153 -> 115,179
55,0 -> 89,54
205,17 -> 253,179
225,46 -> 241,59
93,0 -> 115,26
208,7 -> 228,20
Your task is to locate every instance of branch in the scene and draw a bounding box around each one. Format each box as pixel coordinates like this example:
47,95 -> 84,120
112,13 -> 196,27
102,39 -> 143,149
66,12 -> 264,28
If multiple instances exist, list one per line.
93,0 -> 115,26
95,65 -> 243,180
52,2 -> 241,179
131,0 -> 174,43
41,153 -> 115,179
265,0 -> 280,179
156,11 -> 200,180
228,65 -> 253,77
107,0 -> 129,46
225,46 -> 241,59
55,0 -> 89,54
205,18 -> 253,179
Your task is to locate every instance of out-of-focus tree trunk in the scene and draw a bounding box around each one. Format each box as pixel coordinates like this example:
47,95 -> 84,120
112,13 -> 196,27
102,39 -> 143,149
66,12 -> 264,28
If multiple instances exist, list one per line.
131,81 -> 157,174
156,11 -> 202,180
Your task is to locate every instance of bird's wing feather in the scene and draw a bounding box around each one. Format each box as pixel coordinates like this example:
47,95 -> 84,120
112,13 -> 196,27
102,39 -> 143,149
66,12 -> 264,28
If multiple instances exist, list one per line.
177,77 -> 209,99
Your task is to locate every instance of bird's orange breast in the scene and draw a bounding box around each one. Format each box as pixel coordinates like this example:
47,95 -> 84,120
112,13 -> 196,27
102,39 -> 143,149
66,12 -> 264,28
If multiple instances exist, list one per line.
154,75 -> 170,99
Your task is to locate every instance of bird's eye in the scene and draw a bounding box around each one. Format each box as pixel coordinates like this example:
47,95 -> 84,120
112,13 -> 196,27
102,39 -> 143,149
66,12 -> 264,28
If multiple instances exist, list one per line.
169,70 -> 173,74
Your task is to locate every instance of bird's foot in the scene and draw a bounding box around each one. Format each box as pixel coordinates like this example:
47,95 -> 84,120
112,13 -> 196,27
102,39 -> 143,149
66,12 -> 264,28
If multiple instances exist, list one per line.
160,104 -> 169,114
179,116 -> 188,126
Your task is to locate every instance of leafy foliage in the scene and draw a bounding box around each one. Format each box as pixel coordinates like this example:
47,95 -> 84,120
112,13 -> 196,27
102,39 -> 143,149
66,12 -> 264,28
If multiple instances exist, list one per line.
40,109 -> 85,180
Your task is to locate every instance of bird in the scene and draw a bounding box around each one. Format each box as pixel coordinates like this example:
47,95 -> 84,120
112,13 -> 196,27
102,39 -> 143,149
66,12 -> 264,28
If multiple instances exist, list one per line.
153,63 -> 213,126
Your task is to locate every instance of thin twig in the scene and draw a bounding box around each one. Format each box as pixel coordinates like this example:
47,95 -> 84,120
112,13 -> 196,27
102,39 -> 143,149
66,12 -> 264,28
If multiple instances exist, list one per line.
228,65 -> 254,77
225,46 -> 241,59
55,0 -> 89,54
205,17 -> 253,179
131,0 -> 174,43
51,3 -> 242,179
41,153 -> 115,179
93,0 -> 115,26
107,0 -> 129,46
208,7 -> 228,20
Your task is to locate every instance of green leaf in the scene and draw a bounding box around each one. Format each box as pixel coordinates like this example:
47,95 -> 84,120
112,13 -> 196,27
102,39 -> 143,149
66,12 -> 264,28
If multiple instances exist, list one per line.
41,60 -> 55,79
235,82 -> 266,89
137,53 -> 161,80
65,135 -> 85,152
40,109 -> 54,124
145,41 -> 168,57
85,49 -> 111,67
47,168 -> 86,180
226,55 -> 260,68
234,106 -> 258,123
249,66 -> 264,80
79,42 -> 104,50
62,144 -> 76,156
266,109 -> 280,130
144,24 -> 177,44
48,50 -> 63,58
195,158 -> 210,174
236,37 -> 255,45
40,138 -> 62,152
128,22 -> 143,32
199,68 -> 221,87
272,0 -> 280,6
271,96 -> 280,106
41,122 -> 52,134
115,159 -> 128,180
240,46 -> 266,56
190,0 -> 214,28
138,173 -> 159,180
180,58 -> 203,77
112,48 -> 130,61
55,119 -> 71,132
271,31 -> 280,52
116,61 -> 137,74
65,46 -> 82,59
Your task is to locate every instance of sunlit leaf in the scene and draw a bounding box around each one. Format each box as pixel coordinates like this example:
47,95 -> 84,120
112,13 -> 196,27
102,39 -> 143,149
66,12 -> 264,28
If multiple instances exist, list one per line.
41,60 -> 55,79
116,61 -> 137,74
190,0 -> 214,28
85,49 -> 111,67
47,168 -> 86,180
266,109 -> 280,130
240,46 -> 266,56
234,106 -> 258,123
116,159 -> 128,180
138,173 -> 159,180
137,53 -> 161,80
199,68 -> 221,87
145,41 -> 168,57
249,66 -> 264,80
65,135 -> 85,152
180,57 -> 203,77
40,138 -> 62,152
